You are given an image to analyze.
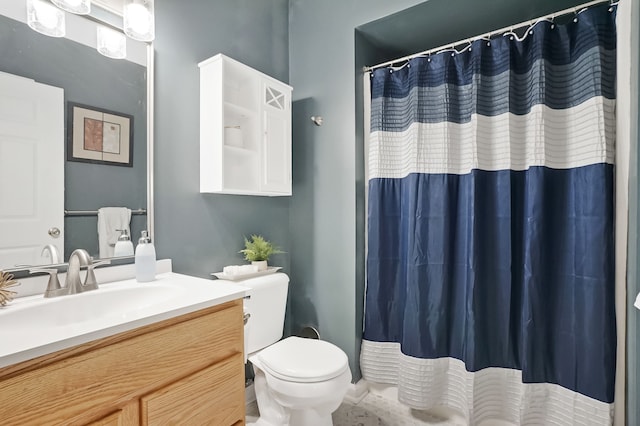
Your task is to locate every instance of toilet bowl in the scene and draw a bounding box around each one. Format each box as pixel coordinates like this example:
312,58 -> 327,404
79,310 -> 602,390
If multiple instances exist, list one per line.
234,273 -> 352,426
249,336 -> 352,426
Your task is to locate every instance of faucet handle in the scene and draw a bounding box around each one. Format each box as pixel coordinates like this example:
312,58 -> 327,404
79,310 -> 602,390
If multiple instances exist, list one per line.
29,267 -> 65,298
84,258 -> 111,291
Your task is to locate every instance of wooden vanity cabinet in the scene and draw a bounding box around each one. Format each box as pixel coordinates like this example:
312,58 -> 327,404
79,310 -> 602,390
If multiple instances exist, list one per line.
0,299 -> 245,426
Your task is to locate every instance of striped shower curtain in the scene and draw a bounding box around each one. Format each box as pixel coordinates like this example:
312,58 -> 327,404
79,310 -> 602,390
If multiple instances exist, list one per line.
361,4 -> 617,424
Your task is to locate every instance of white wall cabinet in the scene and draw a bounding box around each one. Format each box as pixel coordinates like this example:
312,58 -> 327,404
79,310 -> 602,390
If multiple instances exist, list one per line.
199,54 -> 292,196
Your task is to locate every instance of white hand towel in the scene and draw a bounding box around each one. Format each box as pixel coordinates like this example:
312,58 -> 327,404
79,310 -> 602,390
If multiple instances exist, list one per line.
97,207 -> 132,258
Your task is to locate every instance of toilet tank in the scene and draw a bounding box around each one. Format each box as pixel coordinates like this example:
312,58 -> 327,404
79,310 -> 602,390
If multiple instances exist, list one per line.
242,272 -> 289,355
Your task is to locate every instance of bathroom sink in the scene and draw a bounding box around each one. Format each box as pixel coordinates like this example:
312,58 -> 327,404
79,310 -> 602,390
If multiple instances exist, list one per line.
7,282 -> 183,330
0,272 -> 248,368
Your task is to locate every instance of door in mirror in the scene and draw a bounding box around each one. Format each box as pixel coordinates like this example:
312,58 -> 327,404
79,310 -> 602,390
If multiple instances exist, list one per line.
0,72 -> 64,270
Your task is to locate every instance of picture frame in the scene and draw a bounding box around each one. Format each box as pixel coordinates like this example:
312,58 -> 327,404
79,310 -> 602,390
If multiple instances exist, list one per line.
67,102 -> 134,167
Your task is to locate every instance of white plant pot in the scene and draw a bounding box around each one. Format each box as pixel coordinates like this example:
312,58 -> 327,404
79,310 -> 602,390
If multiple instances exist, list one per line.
252,260 -> 268,271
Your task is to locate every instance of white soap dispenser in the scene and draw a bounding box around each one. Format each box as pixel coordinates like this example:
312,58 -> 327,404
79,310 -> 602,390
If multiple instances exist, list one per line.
113,229 -> 134,257
135,230 -> 156,282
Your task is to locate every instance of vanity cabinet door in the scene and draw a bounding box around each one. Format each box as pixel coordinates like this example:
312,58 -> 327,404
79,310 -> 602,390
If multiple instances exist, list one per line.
141,353 -> 245,425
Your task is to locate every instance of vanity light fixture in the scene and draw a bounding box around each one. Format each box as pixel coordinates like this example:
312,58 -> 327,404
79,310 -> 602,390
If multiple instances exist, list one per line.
97,26 -> 126,59
123,0 -> 155,42
26,0 -> 65,37
51,0 -> 91,15
25,0 -> 155,60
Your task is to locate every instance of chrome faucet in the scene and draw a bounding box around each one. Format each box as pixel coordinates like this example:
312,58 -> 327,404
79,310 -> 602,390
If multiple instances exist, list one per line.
30,249 -> 110,298
41,244 -> 61,264
66,249 -> 92,294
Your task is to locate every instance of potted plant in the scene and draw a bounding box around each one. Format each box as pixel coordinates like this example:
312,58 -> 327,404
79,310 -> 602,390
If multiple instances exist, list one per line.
239,234 -> 284,271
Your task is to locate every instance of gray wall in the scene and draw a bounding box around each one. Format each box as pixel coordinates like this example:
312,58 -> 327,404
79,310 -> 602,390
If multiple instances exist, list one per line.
288,0 -> 426,382
153,0 -> 290,279
0,14 -> 147,260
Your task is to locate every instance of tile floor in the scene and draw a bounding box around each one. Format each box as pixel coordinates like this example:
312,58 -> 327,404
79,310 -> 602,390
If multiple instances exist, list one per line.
246,388 -> 468,426
332,392 -> 466,426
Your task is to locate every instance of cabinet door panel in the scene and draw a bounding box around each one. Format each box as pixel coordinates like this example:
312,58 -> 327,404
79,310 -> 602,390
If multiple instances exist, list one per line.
261,80 -> 291,194
141,353 -> 245,426
84,402 -> 138,426
262,108 -> 290,194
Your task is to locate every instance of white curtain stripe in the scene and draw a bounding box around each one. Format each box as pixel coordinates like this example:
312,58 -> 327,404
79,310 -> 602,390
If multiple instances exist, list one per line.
360,340 -> 614,425
369,97 -> 615,179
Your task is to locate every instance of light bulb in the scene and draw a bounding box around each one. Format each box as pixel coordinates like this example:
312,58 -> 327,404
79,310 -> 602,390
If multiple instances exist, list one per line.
124,0 -> 155,42
51,0 -> 91,15
27,0 -> 65,37
97,26 -> 127,59
126,4 -> 150,34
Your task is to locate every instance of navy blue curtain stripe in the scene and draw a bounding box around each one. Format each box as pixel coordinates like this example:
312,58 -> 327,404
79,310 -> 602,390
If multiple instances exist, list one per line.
364,2 -> 617,407
371,48 -> 615,130
371,5 -> 615,98
366,166 -> 616,402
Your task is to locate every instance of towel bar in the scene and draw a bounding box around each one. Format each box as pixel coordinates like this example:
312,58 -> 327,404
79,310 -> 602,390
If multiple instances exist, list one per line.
64,209 -> 147,217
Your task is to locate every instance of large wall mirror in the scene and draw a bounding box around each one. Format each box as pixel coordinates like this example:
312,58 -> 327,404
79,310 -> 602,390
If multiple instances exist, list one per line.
0,1 -> 153,273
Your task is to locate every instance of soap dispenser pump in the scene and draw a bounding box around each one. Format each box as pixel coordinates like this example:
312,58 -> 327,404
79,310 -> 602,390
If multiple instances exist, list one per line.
135,230 -> 156,282
113,229 -> 134,257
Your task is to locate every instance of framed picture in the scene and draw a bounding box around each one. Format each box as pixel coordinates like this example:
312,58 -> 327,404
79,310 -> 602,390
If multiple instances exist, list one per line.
67,102 -> 133,167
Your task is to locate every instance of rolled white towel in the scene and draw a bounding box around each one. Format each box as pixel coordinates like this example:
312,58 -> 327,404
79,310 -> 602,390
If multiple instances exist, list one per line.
223,265 -> 239,276
223,264 -> 259,276
239,264 -> 259,273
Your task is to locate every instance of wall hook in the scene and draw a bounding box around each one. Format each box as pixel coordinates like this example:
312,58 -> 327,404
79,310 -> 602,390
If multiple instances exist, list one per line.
311,116 -> 323,126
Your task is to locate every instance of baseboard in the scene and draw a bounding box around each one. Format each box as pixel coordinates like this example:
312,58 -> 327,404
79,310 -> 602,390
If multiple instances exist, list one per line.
343,379 -> 369,404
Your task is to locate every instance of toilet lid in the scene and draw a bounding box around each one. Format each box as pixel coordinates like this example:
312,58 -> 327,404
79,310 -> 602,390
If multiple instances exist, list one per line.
256,336 -> 349,383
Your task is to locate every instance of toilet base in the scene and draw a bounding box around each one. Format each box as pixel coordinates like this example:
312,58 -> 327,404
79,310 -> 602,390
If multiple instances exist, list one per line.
246,410 -> 333,426
246,420 -> 282,426
249,359 -> 351,426
246,407 -> 333,426
290,408 -> 333,426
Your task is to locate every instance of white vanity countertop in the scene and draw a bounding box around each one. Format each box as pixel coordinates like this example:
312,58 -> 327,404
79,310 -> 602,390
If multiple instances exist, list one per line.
0,271 -> 248,369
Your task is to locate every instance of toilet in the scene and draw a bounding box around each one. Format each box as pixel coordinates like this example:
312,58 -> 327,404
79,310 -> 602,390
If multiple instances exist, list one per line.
241,273 -> 351,426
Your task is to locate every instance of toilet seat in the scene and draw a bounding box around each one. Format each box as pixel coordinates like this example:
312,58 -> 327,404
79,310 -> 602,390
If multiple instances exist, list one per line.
256,336 -> 349,383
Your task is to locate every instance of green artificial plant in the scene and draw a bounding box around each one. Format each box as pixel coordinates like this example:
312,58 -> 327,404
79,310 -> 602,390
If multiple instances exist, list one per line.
239,234 -> 284,262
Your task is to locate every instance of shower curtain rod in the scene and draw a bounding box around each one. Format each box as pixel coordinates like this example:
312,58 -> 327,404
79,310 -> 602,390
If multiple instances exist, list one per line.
363,0 -> 615,72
